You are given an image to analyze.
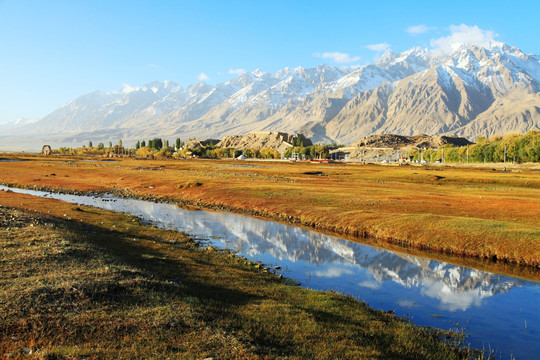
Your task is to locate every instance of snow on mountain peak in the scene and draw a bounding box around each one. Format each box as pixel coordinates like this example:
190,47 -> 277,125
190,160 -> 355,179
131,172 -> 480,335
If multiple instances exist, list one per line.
486,41 -> 526,57
442,41 -> 540,92
377,49 -> 399,64
17,41 -> 539,147
252,68 -> 265,77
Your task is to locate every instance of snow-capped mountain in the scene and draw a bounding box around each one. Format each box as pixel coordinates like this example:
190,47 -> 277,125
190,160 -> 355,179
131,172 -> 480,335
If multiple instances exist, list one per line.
5,41 -> 540,148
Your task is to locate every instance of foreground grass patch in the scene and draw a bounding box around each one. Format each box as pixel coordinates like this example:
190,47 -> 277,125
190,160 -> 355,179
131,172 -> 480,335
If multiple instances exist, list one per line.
0,192 -> 473,359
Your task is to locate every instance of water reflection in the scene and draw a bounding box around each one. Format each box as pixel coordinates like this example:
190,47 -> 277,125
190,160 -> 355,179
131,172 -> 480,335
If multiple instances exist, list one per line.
157,206 -> 524,311
1,186 -> 539,359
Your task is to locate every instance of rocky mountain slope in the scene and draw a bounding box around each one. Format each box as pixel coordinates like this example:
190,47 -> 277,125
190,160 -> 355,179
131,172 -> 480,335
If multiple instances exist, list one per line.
4,41 -> 539,149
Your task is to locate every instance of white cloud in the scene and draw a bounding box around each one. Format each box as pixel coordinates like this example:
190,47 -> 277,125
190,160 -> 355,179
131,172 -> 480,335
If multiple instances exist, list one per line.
121,84 -> 139,94
421,278 -> 485,311
357,280 -> 381,290
147,63 -> 159,69
314,51 -> 361,64
314,267 -> 354,278
198,72 -> 209,81
229,68 -> 246,75
406,24 -> 430,35
430,24 -> 498,55
395,298 -> 417,308
366,43 -> 391,52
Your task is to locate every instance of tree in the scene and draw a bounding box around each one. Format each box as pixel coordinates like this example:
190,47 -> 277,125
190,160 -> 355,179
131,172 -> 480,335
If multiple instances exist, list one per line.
136,140 -> 140,150
175,138 -> 181,150
191,146 -> 205,157
260,148 -> 280,159
136,147 -> 154,157
149,138 -> 163,150
204,149 -> 215,158
476,136 -> 487,145
141,140 -> 146,147
156,146 -> 175,157
88,141 -> 93,148
118,139 -> 123,147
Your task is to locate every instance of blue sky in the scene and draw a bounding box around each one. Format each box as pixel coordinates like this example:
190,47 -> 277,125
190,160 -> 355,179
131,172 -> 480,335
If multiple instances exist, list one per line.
1,0 -> 539,124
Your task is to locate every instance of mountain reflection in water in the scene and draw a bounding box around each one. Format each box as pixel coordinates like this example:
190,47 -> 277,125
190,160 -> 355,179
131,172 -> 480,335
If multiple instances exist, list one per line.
1,186 -> 538,359
157,205 -> 522,311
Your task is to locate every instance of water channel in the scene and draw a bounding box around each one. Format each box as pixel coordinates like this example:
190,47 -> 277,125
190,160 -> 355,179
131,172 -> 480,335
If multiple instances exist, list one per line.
2,185 -> 539,359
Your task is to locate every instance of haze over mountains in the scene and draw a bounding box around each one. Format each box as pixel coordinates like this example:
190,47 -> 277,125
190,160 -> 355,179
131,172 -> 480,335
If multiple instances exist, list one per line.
2,41 -> 539,150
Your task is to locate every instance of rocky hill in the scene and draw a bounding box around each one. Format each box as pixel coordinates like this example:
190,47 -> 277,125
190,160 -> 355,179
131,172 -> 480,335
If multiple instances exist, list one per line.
184,138 -> 220,150
217,132 -> 312,153
352,134 -> 473,149
3,41 -> 539,151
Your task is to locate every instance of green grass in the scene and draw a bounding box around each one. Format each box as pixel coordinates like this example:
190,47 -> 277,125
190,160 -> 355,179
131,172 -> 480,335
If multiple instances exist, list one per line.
0,193 -> 476,359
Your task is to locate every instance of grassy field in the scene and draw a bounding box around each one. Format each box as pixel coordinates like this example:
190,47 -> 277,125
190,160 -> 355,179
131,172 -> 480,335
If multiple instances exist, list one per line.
0,190 -> 472,359
0,154 -> 539,274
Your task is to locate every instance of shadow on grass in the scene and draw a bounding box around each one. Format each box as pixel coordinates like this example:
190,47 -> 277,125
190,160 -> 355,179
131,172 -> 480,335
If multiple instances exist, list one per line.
1,205 -> 471,359
11,211 -> 263,322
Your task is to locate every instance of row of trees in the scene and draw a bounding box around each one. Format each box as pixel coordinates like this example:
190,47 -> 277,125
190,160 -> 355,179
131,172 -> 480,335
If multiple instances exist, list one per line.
283,145 -> 333,159
134,137 -> 189,157
135,138 -> 186,151
132,143 -> 335,160
131,137 -> 335,160
53,138 -> 184,157
54,141 -> 118,155
52,131 -> 539,163
406,131 -> 540,163
187,144 -> 281,159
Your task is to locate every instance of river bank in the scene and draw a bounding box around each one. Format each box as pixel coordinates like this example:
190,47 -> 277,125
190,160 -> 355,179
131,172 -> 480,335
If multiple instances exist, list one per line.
0,155 -> 539,271
0,190 -> 474,359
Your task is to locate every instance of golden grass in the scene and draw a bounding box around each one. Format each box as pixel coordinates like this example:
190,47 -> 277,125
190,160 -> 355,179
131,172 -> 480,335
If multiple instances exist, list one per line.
1,154 -> 539,272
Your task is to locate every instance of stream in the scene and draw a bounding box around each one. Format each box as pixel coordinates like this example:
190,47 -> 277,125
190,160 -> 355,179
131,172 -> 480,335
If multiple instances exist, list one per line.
2,185 -> 539,359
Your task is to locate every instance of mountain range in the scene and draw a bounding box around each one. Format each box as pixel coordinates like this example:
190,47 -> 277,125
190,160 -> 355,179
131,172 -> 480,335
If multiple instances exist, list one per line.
3,41 -> 539,150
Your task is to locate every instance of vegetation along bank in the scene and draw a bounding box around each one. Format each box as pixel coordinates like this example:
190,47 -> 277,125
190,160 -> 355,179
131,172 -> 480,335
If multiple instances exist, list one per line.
1,155 -> 539,273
